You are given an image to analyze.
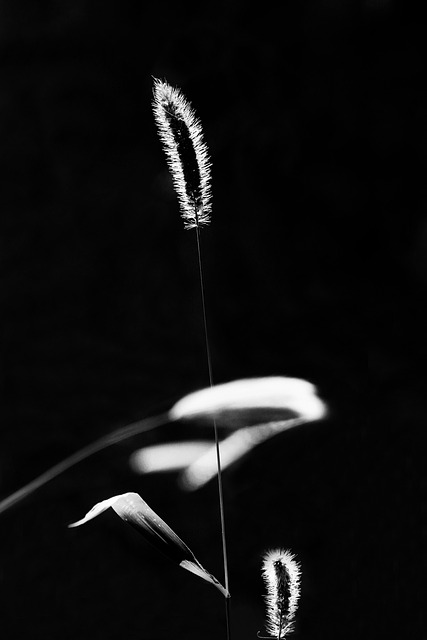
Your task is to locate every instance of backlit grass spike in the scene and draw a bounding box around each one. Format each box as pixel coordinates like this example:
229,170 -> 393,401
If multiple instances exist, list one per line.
259,549 -> 301,639
152,78 -> 211,229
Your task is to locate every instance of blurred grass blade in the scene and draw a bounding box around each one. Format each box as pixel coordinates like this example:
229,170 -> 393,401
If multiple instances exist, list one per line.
174,378 -> 327,490
0,413 -> 169,516
169,376 -> 327,428
180,419 -> 306,491
129,441 -> 214,474
69,491 -> 229,598
0,377 -> 326,516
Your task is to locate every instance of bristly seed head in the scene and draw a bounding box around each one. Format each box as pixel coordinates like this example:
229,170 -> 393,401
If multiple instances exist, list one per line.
261,549 -> 301,639
152,78 -> 212,230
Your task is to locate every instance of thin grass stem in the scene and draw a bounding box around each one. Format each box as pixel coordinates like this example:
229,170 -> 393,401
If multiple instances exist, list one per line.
195,222 -> 231,640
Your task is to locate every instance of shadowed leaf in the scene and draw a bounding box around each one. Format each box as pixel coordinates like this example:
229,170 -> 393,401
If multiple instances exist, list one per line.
69,492 -> 229,598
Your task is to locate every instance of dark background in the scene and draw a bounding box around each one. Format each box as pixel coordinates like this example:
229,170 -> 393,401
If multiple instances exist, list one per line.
0,2 -> 421,638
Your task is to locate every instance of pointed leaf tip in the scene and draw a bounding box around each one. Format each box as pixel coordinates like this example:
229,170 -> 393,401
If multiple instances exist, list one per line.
180,560 -> 230,598
68,495 -> 123,528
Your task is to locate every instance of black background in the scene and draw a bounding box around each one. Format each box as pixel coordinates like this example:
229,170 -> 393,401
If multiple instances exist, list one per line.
0,2 -> 422,639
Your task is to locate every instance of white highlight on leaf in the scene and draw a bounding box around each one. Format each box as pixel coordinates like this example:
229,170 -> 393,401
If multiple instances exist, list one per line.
180,419 -> 305,491
129,441 -> 214,474
261,549 -> 301,638
152,78 -> 211,229
170,377 -> 327,490
68,492 -> 229,597
68,495 -> 121,528
169,377 -> 327,425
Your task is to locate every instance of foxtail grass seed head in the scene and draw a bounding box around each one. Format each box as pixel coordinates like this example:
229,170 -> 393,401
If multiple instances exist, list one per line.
69,492 -> 229,598
152,78 -> 212,229
261,549 -> 301,639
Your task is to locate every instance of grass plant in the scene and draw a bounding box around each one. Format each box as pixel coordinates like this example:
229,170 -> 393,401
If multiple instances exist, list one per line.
0,78 -> 329,639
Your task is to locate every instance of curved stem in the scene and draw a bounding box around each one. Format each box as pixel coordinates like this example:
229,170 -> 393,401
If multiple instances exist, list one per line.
0,413 -> 170,516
